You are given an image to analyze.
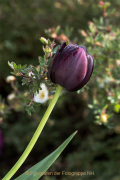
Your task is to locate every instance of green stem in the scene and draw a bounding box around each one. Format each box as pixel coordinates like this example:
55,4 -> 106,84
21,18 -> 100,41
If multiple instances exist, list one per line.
2,85 -> 63,180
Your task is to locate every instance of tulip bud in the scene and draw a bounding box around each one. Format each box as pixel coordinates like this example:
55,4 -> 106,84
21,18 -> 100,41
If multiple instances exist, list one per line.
48,42 -> 93,91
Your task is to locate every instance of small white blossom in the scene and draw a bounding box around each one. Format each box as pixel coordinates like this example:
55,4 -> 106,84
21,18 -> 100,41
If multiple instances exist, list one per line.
7,93 -> 15,100
34,83 -> 48,103
6,75 -> 16,83
28,71 -> 35,78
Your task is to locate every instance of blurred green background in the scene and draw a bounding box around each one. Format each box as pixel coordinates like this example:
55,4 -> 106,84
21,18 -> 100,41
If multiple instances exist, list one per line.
0,0 -> 120,180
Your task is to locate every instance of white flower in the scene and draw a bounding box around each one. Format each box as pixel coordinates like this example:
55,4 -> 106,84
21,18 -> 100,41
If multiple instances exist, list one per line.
28,71 -> 35,78
7,93 -> 15,100
34,83 -> 48,103
6,75 -> 16,83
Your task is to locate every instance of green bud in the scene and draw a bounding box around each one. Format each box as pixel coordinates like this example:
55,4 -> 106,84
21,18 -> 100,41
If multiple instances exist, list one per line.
45,48 -> 52,53
40,37 -> 48,45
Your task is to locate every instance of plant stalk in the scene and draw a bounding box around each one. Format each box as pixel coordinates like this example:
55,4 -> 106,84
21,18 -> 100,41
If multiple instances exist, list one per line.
2,85 -> 63,180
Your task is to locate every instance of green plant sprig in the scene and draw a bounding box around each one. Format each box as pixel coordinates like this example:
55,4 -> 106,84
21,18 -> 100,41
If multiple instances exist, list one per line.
8,38 -> 58,115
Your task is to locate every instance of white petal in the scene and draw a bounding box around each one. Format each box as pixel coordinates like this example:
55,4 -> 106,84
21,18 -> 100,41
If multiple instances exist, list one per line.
34,83 -> 48,103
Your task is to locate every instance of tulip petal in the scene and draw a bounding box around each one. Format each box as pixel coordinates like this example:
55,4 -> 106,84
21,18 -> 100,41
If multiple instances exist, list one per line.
48,42 -> 94,92
48,42 -> 67,83
55,48 -> 88,91
70,54 -> 93,91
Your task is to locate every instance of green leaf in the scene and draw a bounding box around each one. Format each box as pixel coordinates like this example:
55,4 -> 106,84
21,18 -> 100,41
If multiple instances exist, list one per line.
21,64 -> 27,70
25,105 -> 32,116
53,45 -> 59,53
11,72 -> 15,75
42,46 -> 45,52
47,58 -> 51,66
21,65 -> 33,74
34,102 -> 41,106
22,78 -> 28,86
15,131 -> 77,180
18,64 -> 22,70
13,62 -> 17,69
66,40 -> 69,45
30,106 -> 35,113
8,61 -> 14,69
32,84 -> 38,93
25,99 -> 31,103
89,25 -> 95,34
38,56 -> 44,66
114,104 -> 120,113
32,67 -> 38,75
48,39 -> 51,45
95,33 -> 103,42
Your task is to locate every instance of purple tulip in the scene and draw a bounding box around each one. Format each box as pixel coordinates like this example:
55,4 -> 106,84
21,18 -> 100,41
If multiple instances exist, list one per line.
48,42 -> 94,91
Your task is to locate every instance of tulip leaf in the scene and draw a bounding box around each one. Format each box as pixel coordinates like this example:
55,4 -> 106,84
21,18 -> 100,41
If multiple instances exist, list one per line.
15,131 -> 77,180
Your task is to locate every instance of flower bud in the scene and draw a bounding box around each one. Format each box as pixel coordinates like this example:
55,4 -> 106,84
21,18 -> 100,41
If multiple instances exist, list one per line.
7,93 -> 15,101
6,75 -> 16,83
48,42 -> 93,91
101,114 -> 108,123
45,48 -> 52,54
40,37 -> 48,44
